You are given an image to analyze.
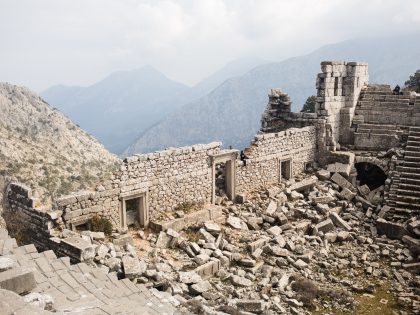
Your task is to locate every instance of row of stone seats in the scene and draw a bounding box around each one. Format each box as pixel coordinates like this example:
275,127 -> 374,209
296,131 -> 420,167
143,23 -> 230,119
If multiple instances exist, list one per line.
388,127 -> 420,221
0,228 -> 177,315
356,123 -> 406,135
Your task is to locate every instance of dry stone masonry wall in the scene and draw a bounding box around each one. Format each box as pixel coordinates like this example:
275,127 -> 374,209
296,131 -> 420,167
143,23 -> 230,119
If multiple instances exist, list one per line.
237,126 -> 317,193
118,142 -> 220,219
316,61 -> 369,148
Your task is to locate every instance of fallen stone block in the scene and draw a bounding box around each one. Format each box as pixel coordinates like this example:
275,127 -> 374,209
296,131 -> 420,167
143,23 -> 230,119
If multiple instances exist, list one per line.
122,256 -> 146,279
311,195 -> 335,204
355,195 -> 374,210
0,257 -> 15,272
265,200 -> 277,215
401,262 -> 420,272
358,184 -> 371,197
402,235 -> 420,254
235,194 -> 247,204
247,238 -> 269,252
316,219 -> 335,233
267,226 -> 282,236
226,216 -> 242,230
112,234 -> 134,247
327,163 -> 351,177
203,222 -> 221,234
331,173 -> 354,191
195,259 -> 220,279
231,275 -> 253,287
267,186 -> 281,198
275,213 -> 288,225
155,231 -> 172,248
179,271 -> 202,284
339,187 -> 356,201
189,280 -> 212,295
0,267 -> 36,294
246,217 -> 262,230
194,253 -> 210,265
329,212 -> 352,231
61,237 -> 95,262
236,299 -> 266,313
199,228 -> 216,243
376,218 -> 407,239
289,176 -> 318,192
316,169 -> 331,180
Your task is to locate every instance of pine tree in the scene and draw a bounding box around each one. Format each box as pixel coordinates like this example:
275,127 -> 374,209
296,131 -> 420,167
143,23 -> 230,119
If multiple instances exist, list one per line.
301,95 -> 317,113
404,70 -> 420,93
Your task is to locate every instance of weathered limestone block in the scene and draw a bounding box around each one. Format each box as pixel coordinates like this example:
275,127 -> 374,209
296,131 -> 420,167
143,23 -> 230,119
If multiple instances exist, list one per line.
0,267 -> 36,294
331,173 -> 354,191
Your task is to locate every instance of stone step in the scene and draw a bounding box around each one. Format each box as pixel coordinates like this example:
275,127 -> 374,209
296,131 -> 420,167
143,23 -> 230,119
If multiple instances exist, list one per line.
410,130 -> 420,136
393,208 -> 417,216
409,126 -> 420,132
406,140 -> 420,147
397,166 -> 420,173
408,134 -> 420,141
357,123 -> 399,129
395,200 -> 420,209
403,161 -> 420,168
399,178 -> 420,191
397,188 -> 420,197
406,145 -> 420,152
399,171 -> 420,179
396,194 -> 420,203
404,155 -> 420,162
404,150 -> 420,158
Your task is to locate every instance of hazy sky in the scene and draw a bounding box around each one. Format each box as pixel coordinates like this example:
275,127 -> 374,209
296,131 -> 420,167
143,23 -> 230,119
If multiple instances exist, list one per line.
1,0 -> 420,91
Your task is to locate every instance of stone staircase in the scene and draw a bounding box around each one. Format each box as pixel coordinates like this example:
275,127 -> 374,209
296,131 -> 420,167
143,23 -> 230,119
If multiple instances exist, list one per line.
388,126 -> 420,221
0,228 -> 177,315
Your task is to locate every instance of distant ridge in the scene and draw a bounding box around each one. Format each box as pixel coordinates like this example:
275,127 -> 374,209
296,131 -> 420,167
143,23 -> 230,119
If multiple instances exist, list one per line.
124,34 -> 420,155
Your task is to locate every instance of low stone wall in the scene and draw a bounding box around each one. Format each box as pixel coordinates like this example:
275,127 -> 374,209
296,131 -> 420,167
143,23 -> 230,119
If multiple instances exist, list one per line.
56,187 -> 121,230
55,142 -> 221,228
120,142 -> 220,219
6,183 -> 57,249
237,126 -> 317,193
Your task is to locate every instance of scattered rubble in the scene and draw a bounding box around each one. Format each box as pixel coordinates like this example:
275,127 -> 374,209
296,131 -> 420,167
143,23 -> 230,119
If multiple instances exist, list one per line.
95,167 -> 418,314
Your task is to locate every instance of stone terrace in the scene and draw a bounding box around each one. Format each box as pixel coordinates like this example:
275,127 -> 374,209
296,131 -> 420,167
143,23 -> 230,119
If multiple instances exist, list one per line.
0,228 -> 177,315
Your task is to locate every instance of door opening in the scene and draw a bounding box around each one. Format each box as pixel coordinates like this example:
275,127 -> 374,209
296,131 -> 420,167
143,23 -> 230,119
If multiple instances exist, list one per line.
280,159 -> 292,181
122,194 -> 148,229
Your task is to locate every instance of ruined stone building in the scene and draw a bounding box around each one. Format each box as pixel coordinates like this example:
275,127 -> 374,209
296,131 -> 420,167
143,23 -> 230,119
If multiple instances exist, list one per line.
5,60 -> 419,255
2,60 -> 420,314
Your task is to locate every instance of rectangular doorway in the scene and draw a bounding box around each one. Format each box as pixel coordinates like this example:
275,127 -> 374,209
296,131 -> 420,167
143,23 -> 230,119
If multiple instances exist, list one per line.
280,159 -> 292,182
122,194 -> 148,228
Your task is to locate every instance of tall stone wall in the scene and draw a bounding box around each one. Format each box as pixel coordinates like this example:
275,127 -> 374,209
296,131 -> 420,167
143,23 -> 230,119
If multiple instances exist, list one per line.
316,61 -> 369,149
237,126 -> 317,193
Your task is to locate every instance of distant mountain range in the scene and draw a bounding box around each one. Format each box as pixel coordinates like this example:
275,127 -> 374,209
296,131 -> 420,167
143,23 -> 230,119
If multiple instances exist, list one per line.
124,34 -> 420,156
41,58 -> 266,153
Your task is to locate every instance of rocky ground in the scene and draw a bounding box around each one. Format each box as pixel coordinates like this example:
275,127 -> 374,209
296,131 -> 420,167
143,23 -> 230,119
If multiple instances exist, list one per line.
59,168 -> 419,315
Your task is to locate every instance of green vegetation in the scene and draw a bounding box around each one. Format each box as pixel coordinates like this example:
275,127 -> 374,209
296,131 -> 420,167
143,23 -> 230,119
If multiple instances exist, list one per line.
404,69 -> 420,93
174,200 -> 204,214
300,95 -> 317,113
89,215 -> 113,236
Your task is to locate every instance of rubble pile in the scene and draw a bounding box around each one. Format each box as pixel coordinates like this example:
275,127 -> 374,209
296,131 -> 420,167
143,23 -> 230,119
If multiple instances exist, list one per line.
46,166 -> 419,314
140,168 -> 419,314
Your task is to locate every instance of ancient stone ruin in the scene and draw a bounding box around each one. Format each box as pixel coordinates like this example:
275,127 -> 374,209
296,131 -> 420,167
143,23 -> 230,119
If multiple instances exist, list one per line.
1,61 -> 419,314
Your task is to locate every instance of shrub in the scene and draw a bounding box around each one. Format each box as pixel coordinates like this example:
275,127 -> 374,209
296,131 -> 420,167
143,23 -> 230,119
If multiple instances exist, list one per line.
89,215 -> 113,236
291,277 -> 320,306
174,201 -> 204,214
